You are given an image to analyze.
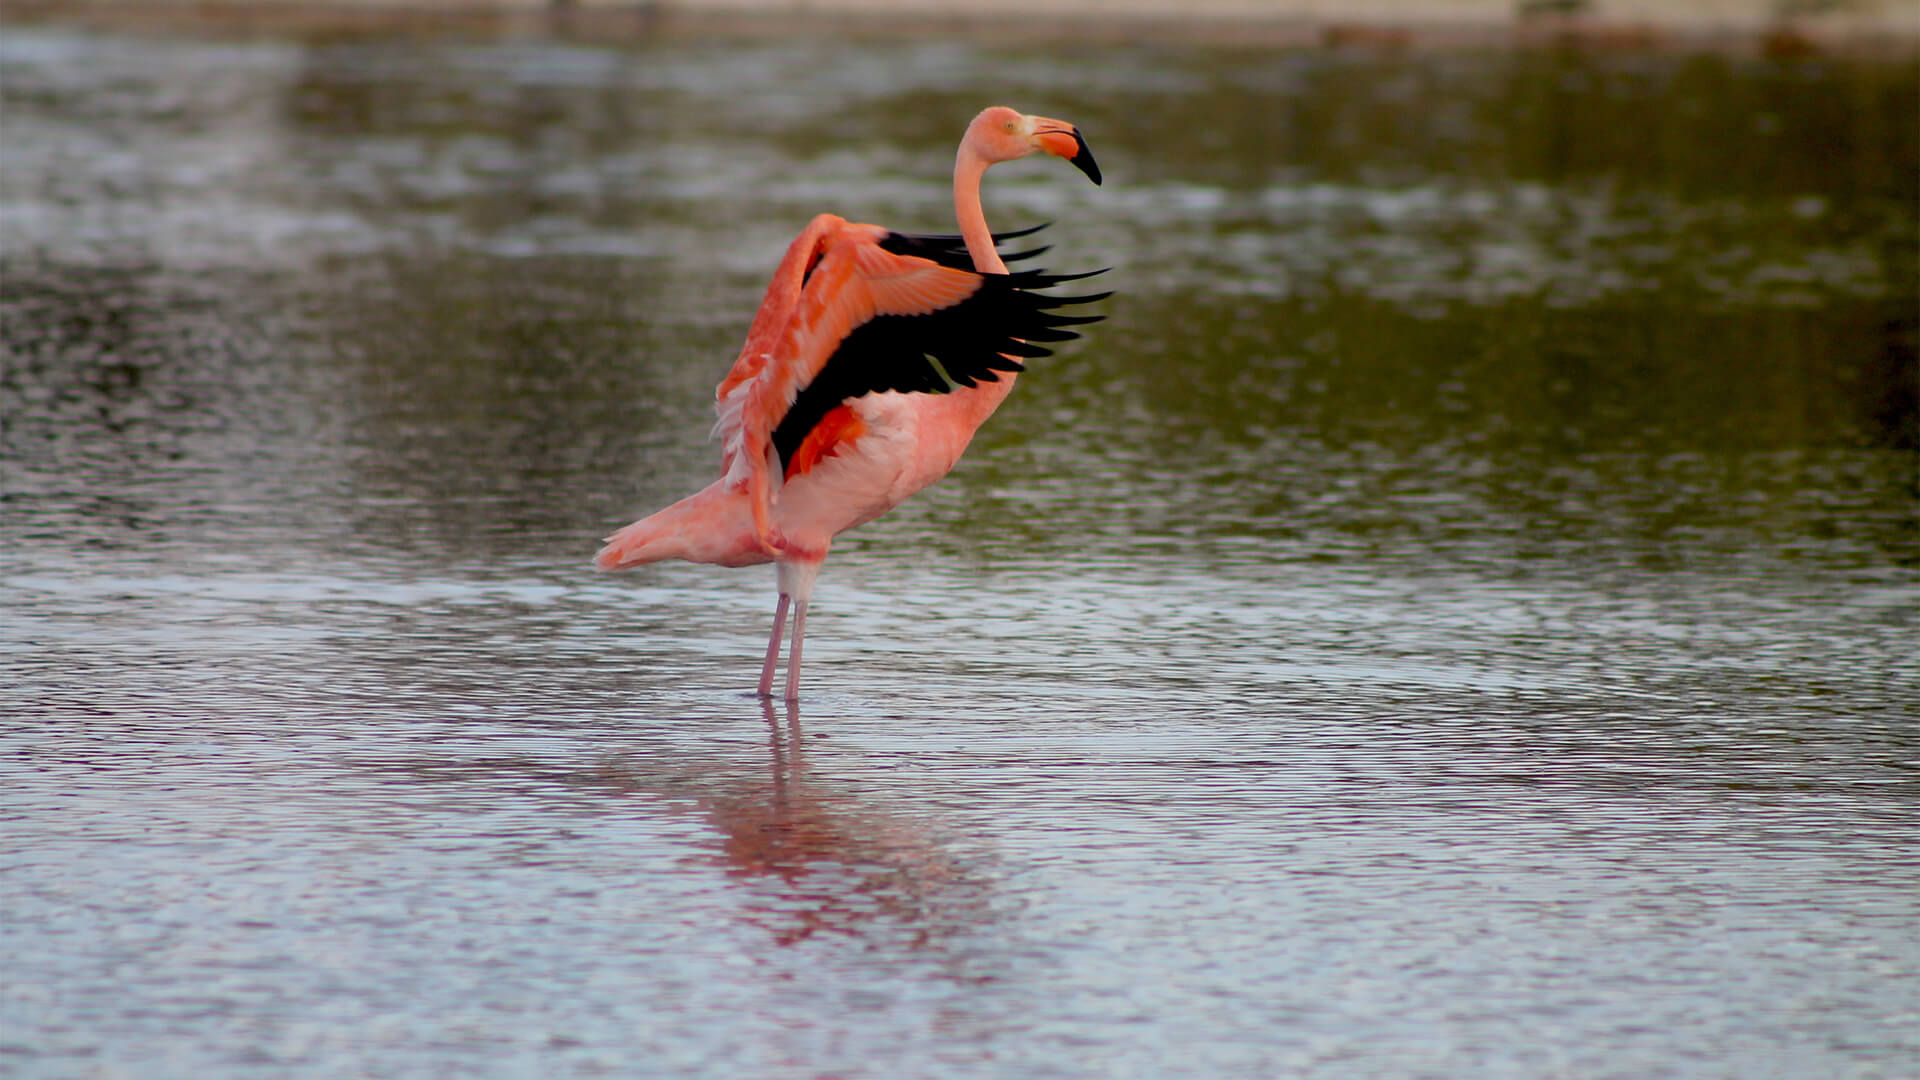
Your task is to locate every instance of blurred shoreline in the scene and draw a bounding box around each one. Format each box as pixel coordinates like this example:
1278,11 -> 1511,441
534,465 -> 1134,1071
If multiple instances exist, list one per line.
4,0 -> 1917,54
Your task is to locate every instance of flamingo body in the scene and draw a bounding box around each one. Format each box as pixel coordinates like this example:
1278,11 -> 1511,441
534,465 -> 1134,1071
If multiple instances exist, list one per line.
596,106 -> 1106,699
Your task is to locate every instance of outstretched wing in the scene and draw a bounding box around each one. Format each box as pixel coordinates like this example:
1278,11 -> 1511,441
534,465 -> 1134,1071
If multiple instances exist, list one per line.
712,220 -> 1051,484
720,219 -> 1108,553
770,260 -> 1107,473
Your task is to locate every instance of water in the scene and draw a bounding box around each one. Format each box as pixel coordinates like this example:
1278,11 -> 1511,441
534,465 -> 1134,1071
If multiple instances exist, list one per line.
3,21 -> 1917,1079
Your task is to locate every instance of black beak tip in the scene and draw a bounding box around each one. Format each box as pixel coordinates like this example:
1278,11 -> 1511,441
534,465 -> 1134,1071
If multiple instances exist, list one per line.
1071,131 -> 1102,186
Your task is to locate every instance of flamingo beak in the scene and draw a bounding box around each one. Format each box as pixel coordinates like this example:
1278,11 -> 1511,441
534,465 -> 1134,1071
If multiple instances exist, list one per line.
1035,125 -> 1102,186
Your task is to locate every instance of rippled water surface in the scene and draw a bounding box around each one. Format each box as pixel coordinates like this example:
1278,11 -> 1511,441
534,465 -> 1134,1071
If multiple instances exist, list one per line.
3,22 -> 1918,1079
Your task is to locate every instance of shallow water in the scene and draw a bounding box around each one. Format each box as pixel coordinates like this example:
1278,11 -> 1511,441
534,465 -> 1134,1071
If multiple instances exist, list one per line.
3,23 -> 1918,1079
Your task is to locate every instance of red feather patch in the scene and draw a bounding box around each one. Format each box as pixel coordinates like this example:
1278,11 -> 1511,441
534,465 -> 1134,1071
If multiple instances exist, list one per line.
785,404 -> 866,479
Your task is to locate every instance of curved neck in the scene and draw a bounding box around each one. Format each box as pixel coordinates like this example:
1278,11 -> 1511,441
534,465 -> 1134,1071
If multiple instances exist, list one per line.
931,142 -> 1019,445
953,149 -> 1005,275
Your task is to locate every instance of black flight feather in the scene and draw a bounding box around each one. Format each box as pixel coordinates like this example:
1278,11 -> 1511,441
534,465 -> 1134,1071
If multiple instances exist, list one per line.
876,224 -> 1052,270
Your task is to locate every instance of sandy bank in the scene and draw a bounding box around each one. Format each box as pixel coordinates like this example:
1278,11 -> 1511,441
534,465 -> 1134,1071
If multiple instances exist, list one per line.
3,0 -> 1916,53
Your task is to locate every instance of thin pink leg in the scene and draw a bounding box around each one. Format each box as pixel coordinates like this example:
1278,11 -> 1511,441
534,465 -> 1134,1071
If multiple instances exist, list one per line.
757,593 -> 790,698
784,600 -> 807,701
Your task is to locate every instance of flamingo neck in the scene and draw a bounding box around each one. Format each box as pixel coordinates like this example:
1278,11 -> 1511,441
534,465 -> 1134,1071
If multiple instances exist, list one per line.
927,144 -> 1019,449
953,150 -> 1005,275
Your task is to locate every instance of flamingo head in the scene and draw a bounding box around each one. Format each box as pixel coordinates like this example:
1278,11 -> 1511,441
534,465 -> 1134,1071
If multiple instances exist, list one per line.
964,106 -> 1102,185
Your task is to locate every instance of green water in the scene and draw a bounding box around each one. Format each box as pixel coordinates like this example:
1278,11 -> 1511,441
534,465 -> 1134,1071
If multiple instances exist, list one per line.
2,24 -> 1916,1080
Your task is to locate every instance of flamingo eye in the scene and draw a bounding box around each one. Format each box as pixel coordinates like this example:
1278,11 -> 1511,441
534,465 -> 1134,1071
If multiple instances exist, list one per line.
1003,119 -> 1017,134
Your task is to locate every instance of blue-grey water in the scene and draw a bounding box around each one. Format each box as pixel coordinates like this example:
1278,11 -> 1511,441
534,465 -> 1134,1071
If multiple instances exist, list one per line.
2,21 -> 1917,1079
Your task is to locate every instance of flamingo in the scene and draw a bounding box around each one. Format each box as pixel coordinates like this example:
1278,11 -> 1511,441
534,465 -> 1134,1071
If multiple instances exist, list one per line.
595,105 -> 1107,700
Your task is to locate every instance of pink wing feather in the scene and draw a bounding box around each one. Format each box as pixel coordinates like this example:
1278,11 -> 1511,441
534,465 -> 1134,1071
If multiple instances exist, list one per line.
713,212 -> 847,487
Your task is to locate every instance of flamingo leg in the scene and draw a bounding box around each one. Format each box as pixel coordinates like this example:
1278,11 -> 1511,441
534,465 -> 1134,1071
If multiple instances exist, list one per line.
758,593 -> 791,698
784,600 -> 808,701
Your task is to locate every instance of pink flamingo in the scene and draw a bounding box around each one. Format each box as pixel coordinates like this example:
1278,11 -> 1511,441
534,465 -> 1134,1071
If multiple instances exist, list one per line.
595,105 -> 1106,700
